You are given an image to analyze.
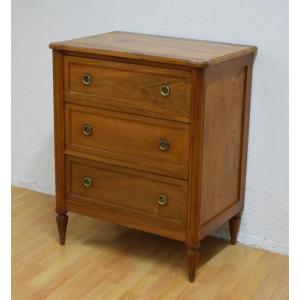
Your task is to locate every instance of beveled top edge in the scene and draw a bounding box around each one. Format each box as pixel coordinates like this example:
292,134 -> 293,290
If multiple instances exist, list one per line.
49,31 -> 257,67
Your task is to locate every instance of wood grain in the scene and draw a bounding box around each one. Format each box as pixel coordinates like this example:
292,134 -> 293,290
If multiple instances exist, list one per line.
56,213 -> 68,245
200,55 -> 252,225
49,31 -> 257,67
51,32 -> 257,281
65,103 -> 190,179
52,50 -> 66,215
65,156 -> 187,225
64,56 -> 192,120
185,69 -> 205,281
12,187 -> 288,300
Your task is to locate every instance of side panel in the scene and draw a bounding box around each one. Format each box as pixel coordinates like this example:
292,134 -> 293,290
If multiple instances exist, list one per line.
200,55 -> 254,231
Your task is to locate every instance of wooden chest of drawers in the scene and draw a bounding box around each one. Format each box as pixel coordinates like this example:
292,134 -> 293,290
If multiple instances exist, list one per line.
50,31 -> 257,282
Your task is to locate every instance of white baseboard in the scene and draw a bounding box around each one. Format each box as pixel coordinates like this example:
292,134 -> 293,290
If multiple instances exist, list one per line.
236,232 -> 288,255
212,230 -> 288,255
11,177 -> 55,196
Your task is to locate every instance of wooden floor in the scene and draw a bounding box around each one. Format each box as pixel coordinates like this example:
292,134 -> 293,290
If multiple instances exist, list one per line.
12,187 -> 288,300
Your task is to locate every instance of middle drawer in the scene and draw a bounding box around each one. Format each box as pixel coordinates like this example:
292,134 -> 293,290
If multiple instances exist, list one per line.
65,103 -> 190,179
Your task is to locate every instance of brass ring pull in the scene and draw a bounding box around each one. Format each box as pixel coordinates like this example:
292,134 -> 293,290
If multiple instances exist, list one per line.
82,177 -> 93,188
81,73 -> 92,86
159,139 -> 169,151
157,194 -> 168,206
160,84 -> 170,97
82,124 -> 93,136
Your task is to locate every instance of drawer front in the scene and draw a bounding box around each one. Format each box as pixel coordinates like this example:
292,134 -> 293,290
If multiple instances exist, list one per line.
65,104 -> 190,179
65,156 -> 187,225
64,56 -> 192,121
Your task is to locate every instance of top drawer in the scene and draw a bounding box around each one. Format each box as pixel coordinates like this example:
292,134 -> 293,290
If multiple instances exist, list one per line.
64,56 -> 192,121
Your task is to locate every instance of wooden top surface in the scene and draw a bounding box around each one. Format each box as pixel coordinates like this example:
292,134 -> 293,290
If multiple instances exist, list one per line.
49,31 -> 257,67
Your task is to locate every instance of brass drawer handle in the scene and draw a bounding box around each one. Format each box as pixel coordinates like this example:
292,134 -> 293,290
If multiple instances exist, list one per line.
160,84 -> 170,97
159,139 -> 169,151
82,177 -> 93,188
81,73 -> 92,86
157,194 -> 168,206
82,124 -> 93,136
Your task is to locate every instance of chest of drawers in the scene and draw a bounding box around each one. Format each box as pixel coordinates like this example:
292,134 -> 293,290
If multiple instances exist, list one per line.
50,31 -> 257,282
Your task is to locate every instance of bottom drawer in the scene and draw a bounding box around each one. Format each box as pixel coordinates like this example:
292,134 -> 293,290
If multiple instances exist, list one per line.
65,156 -> 187,229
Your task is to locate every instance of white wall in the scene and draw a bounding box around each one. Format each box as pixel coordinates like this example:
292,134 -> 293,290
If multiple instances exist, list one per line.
12,0 -> 288,254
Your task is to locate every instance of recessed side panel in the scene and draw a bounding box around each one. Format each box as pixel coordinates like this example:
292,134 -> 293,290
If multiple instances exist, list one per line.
200,57 -> 250,225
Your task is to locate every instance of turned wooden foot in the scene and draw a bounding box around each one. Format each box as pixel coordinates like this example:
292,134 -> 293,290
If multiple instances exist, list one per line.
186,246 -> 199,282
229,214 -> 241,245
56,213 -> 68,245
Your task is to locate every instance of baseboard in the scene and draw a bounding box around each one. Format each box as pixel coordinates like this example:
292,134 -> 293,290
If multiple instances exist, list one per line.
11,177 -> 55,196
211,227 -> 288,255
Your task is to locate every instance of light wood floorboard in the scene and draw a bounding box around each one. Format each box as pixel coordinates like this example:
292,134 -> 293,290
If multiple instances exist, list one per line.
12,187 -> 288,300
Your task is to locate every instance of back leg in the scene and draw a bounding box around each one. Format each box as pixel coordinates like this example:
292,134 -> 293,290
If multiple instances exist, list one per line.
229,214 -> 241,245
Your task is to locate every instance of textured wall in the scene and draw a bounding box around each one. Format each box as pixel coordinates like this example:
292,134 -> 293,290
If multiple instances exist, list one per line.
12,0 -> 288,254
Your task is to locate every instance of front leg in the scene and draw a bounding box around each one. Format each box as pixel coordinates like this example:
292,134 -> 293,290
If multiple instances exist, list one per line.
56,212 -> 68,245
186,243 -> 200,282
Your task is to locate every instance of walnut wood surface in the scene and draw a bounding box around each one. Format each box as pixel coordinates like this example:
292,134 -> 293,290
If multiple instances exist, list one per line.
65,156 -> 187,225
186,246 -> 199,282
185,69 -> 205,280
65,103 -> 190,179
64,56 -> 192,120
50,31 -> 257,281
56,213 -> 68,245
52,50 -> 66,215
50,31 -> 257,67
200,55 -> 252,225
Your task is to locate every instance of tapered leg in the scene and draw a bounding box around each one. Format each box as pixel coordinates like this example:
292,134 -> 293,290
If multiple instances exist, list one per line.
229,214 -> 241,245
56,213 -> 68,245
186,246 -> 199,282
